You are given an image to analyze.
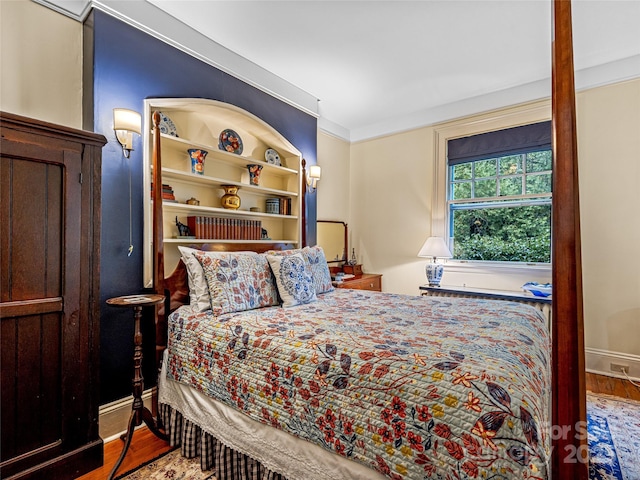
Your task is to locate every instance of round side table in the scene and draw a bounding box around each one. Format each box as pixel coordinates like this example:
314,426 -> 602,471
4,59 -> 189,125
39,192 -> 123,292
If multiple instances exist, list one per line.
106,294 -> 167,480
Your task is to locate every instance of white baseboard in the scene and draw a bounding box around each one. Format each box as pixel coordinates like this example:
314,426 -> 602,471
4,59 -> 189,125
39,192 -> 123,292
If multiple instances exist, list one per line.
585,347 -> 640,382
99,389 -> 154,443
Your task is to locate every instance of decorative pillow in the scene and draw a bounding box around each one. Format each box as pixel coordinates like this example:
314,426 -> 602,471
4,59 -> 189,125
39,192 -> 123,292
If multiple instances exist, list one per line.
192,250 -> 278,314
177,246 -> 211,312
267,246 -> 334,294
266,253 -> 317,307
303,246 -> 334,294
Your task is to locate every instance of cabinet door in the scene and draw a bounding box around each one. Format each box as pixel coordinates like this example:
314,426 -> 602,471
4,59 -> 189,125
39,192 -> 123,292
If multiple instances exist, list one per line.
0,115 -> 103,480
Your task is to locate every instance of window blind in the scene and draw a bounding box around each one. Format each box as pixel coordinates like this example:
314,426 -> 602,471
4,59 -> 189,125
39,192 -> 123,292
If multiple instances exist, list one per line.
447,121 -> 552,166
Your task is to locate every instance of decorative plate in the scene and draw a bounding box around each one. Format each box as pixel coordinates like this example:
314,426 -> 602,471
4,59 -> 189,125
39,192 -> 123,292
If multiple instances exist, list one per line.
522,282 -> 552,297
218,129 -> 243,155
265,148 -> 281,166
158,112 -> 178,137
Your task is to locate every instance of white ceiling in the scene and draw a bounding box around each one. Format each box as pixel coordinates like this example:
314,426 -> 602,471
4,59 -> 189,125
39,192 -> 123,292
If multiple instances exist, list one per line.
39,0 -> 640,141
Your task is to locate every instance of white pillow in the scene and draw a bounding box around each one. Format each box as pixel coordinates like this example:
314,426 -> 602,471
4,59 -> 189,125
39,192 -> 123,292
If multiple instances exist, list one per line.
178,246 -> 210,312
266,253 -> 317,307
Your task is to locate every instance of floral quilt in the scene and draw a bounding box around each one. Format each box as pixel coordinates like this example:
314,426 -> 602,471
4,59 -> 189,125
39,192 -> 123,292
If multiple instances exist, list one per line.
166,289 -> 551,479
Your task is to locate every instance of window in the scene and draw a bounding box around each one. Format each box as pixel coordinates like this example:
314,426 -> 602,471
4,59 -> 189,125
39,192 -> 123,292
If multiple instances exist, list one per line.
447,122 -> 552,263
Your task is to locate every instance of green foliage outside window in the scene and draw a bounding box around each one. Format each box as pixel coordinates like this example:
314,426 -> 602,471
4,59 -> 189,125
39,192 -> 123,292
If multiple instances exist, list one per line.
452,205 -> 551,262
449,150 -> 552,263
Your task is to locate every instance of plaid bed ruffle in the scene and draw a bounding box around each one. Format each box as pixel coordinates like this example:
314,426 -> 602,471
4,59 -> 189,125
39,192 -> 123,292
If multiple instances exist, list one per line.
159,402 -> 286,480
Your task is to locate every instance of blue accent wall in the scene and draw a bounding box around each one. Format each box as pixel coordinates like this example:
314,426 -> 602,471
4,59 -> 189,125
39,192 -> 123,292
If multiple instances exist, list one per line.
86,10 -> 317,404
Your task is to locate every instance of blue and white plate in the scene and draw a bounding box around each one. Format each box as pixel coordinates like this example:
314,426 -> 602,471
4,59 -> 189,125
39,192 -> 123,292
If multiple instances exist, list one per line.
265,148 -> 281,166
218,129 -> 243,155
158,112 -> 178,137
522,282 -> 552,297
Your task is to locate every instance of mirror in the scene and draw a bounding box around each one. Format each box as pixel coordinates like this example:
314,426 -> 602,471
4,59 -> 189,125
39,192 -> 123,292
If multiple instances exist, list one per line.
317,220 -> 347,264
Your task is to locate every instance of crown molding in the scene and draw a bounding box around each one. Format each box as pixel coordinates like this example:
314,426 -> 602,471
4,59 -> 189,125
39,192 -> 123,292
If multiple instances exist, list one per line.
33,0 -> 93,20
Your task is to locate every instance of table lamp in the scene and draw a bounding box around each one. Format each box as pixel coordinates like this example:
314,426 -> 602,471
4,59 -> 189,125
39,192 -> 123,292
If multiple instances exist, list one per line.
418,236 -> 452,286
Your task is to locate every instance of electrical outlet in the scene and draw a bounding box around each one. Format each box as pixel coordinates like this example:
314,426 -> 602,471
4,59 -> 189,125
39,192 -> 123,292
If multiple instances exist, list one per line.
610,363 -> 629,374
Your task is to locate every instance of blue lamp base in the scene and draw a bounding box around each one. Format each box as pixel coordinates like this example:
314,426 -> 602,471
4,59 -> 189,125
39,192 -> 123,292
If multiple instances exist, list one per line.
425,262 -> 444,286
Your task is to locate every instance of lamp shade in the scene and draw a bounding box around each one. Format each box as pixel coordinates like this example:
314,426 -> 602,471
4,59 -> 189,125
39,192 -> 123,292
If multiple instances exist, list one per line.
308,165 -> 322,180
306,164 -> 321,191
417,236 -> 452,259
113,108 -> 142,158
113,108 -> 142,135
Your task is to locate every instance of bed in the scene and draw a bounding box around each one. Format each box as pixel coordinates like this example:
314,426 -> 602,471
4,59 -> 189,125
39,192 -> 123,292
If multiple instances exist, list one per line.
158,249 -> 551,479
150,1 -> 586,478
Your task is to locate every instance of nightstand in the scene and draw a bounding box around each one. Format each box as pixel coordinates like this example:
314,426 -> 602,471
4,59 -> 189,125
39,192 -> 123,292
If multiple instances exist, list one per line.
335,273 -> 382,292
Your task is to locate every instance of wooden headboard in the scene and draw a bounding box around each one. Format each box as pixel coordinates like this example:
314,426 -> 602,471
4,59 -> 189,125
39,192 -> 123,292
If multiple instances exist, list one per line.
150,2 -> 587,475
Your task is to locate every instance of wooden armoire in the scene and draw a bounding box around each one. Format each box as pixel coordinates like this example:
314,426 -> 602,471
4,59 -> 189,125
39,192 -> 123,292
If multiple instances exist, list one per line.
1,112 -> 106,479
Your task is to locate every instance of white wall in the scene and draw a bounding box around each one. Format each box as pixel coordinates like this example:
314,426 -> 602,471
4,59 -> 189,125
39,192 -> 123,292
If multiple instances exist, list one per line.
0,0 -> 82,128
349,128 -> 434,290
576,79 -> 640,358
316,131 -> 351,223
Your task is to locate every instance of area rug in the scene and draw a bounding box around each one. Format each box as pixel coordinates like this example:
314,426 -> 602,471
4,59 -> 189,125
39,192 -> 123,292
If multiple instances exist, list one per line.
587,392 -> 640,480
116,393 -> 640,480
114,449 -> 213,480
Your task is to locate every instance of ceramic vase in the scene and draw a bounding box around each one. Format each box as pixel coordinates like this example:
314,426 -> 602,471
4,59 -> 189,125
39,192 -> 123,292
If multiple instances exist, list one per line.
265,198 -> 280,214
247,164 -> 263,185
425,262 -> 444,286
188,148 -> 207,175
221,185 -> 241,210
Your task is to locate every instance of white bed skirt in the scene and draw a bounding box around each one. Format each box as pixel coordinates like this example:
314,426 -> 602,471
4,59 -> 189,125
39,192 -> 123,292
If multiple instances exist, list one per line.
159,351 -> 386,480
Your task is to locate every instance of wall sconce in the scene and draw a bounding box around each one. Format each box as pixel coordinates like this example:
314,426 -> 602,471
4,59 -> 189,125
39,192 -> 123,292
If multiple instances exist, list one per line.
307,164 -> 322,193
113,108 -> 141,257
417,236 -> 452,286
113,108 -> 141,158
300,158 -> 321,247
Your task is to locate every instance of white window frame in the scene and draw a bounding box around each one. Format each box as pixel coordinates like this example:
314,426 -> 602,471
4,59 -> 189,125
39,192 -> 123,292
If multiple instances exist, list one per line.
432,99 -> 552,275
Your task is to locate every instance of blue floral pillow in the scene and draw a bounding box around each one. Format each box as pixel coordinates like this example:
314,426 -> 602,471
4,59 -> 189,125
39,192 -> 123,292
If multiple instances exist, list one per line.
266,253 -> 317,307
193,250 -> 279,314
266,246 -> 334,294
303,246 -> 334,294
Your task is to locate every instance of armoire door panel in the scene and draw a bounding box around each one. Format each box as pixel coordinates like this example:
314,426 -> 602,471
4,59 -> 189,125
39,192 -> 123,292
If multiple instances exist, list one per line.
0,158 -> 64,302
45,163 -> 63,298
40,311 -> 63,446
15,314 -> 63,456
0,314 -> 63,462
1,317 -> 17,460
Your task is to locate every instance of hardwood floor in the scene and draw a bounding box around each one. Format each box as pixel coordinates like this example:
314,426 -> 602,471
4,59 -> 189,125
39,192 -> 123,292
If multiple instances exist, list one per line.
586,371 -> 640,401
76,428 -> 171,480
76,372 -> 640,479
